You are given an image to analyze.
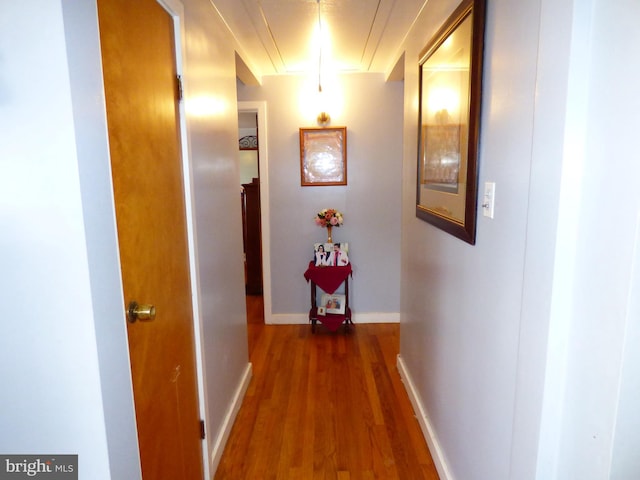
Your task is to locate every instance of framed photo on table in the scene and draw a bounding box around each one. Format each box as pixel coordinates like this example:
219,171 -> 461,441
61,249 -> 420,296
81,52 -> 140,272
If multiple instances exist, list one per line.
321,293 -> 346,315
300,127 -> 347,186
313,242 -> 349,267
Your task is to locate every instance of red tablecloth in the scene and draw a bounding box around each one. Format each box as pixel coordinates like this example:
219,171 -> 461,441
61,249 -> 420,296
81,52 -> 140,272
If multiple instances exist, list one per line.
303,262 -> 352,294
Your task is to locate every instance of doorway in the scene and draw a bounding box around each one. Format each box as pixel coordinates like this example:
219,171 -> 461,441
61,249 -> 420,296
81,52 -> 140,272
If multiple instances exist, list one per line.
239,111 -> 262,297
237,102 -> 271,332
238,111 -> 263,330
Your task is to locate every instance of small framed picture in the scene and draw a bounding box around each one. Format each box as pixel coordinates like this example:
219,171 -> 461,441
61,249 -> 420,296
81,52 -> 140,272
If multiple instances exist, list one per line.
317,306 -> 326,316
321,293 -> 346,315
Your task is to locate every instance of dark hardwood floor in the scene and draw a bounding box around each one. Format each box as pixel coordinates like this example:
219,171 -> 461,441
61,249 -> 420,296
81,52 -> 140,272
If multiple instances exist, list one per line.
214,295 -> 439,479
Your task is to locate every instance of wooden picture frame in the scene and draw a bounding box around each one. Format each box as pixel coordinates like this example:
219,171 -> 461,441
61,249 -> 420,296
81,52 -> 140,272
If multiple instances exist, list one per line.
300,127 -> 347,186
416,0 -> 486,244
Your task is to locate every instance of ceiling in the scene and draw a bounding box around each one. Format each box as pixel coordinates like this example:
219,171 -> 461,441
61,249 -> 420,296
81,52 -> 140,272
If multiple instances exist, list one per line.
211,0 -> 427,80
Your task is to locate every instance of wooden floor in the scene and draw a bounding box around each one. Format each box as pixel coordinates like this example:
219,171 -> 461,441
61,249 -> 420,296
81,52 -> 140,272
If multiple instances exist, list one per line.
214,295 -> 439,479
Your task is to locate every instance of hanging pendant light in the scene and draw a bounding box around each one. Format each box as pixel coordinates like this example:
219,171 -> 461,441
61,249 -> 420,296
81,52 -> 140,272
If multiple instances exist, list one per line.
317,0 -> 322,94
316,0 -> 330,125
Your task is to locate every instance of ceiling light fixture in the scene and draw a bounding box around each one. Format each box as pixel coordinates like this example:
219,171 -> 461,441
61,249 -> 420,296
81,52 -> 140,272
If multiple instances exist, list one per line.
317,0 -> 322,94
316,0 -> 331,126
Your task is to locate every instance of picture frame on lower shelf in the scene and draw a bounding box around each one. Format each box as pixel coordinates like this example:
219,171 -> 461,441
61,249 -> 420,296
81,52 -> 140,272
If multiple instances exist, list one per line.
321,293 -> 346,315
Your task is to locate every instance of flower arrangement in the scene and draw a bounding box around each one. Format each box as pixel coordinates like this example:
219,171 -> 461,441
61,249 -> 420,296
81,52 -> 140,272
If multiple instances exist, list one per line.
315,209 -> 343,243
314,208 -> 344,228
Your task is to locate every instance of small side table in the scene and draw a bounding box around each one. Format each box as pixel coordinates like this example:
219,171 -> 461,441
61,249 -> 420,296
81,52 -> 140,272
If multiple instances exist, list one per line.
303,262 -> 353,333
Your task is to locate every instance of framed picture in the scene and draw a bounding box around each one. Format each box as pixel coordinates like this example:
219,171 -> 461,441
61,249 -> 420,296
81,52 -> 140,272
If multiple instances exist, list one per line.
300,127 -> 347,186
321,293 -> 346,315
416,0 -> 486,244
313,242 -> 349,267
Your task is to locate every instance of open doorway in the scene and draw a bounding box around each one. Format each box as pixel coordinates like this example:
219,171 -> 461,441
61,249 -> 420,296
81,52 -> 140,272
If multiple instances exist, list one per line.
237,102 -> 271,332
238,112 -> 261,297
238,111 -> 263,327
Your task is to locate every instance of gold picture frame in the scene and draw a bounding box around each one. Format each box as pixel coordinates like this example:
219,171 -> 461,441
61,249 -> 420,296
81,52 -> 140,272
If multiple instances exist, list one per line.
416,0 -> 486,244
300,127 -> 347,186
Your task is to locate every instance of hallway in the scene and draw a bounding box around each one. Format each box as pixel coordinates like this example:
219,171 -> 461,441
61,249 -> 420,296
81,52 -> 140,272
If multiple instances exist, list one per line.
214,297 -> 439,479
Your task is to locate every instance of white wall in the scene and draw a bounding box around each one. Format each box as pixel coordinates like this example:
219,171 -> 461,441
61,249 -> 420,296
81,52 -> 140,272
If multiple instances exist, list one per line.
0,1 -> 130,478
181,0 -> 251,471
399,0 -> 640,478
399,0 -> 542,477
238,123 -> 259,184
238,73 -> 403,323
236,114 -> 260,183
550,0 -> 640,478
239,149 -> 259,185
0,0 -> 250,477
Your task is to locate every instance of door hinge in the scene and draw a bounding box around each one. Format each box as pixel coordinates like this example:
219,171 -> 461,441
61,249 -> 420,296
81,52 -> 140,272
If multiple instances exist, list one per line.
176,74 -> 183,102
199,419 -> 205,440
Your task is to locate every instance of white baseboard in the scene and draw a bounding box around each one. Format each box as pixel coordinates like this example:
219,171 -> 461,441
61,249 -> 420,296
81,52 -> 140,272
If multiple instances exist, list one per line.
266,312 -> 400,325
397,354 -> 454,480
209,362 -> 253,474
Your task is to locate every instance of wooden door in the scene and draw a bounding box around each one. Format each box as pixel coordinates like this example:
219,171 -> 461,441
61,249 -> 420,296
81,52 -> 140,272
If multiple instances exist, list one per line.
241,178 -> 262,295
97,1 -> 204,479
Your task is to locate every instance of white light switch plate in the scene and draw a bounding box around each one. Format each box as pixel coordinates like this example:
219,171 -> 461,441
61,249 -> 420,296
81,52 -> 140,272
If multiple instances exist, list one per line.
483,182 -> 495,218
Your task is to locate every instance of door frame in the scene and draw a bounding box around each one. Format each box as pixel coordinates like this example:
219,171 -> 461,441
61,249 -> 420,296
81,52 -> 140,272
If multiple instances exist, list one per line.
151,0 -> 209,478
237,101 -> 272,323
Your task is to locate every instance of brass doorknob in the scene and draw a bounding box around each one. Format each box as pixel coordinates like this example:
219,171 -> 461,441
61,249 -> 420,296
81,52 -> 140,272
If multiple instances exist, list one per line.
127,301 -> 156,323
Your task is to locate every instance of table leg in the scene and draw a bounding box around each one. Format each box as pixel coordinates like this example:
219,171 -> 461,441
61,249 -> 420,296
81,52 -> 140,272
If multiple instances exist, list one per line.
344,277 -> 352,331
310,281 -> 317,333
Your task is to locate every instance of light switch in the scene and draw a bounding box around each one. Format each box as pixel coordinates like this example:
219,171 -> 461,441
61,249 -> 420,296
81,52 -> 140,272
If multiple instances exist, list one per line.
482,182 -> 495,219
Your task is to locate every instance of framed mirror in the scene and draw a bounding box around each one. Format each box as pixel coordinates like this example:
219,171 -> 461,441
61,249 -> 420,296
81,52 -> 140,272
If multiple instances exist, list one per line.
416,0 -> 486,244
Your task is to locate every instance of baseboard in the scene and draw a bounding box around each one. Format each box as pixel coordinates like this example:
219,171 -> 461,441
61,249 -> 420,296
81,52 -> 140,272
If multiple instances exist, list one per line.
267,312 -> 400,325
209,362 -> 253,475
397,354 -> 454,480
